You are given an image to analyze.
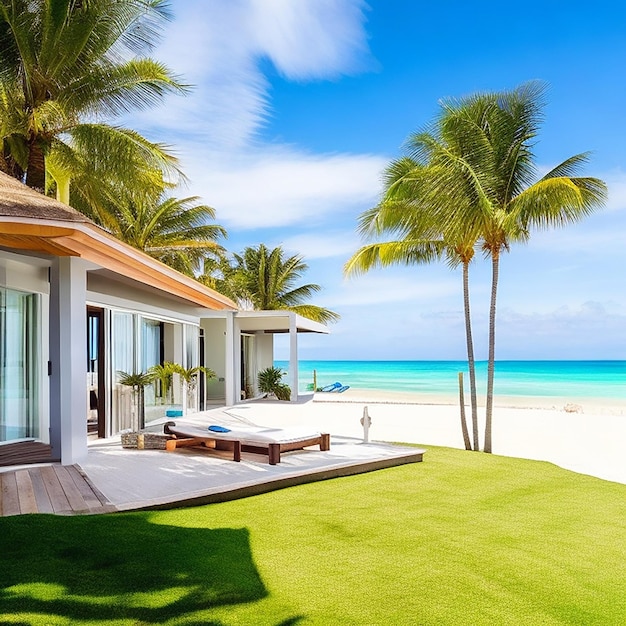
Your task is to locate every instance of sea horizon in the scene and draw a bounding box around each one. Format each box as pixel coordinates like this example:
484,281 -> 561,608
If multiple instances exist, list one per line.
275,359 -> 626,401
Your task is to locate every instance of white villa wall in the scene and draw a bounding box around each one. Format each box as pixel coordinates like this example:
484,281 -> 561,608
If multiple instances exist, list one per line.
201,318 -> 227,401
87,273 -> 200,323
256,333 -> 274,373
0,252 -> 50,294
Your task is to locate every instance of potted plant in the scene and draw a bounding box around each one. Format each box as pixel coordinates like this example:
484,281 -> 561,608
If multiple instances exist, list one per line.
117,370 -> 155,431
258,366 -> 291,401
169,363 -> 215,415
148,362 -> 176,405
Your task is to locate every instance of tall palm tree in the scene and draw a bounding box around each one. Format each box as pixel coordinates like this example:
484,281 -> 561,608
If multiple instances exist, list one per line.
0,0 -> 185,193
208,244 -> 340,324
84,187 -> 228,276
345,157 -> 481,451
428,82 -> 606,452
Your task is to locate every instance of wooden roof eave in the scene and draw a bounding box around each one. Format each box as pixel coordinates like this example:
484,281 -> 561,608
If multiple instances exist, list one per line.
0,218 -> 236,311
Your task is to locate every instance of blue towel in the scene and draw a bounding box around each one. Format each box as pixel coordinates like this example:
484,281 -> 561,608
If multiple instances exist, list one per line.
208,425 -> 231,433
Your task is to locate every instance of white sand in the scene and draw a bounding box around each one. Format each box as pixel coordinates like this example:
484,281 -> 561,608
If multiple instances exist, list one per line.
226,389 -> 626,485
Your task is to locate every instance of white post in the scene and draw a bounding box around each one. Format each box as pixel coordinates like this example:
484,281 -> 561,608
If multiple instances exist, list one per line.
288,314 -> 298,402
224,312 -> 236,406
49,257 -> 88,464
361,406 -> 371,443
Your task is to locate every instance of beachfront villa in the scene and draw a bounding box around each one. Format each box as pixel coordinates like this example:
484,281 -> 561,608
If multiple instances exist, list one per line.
0,172 -> 328,467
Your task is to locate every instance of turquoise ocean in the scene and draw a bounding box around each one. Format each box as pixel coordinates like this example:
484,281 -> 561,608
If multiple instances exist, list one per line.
274,360 -> 626,401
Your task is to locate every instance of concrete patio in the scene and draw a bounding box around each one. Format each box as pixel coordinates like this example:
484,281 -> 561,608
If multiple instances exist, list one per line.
80,433 -> 425,512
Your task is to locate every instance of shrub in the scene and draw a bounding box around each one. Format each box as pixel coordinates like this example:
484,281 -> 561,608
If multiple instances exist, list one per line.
258,366 -> 292,401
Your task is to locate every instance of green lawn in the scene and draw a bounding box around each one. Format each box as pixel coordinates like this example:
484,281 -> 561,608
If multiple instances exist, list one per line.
2,446 -> 626,625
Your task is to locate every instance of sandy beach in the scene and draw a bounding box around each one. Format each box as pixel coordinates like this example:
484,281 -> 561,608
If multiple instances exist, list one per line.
226,388 -> 626,485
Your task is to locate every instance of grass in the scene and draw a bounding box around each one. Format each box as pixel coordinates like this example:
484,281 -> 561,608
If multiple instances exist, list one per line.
1,446 -> 626,625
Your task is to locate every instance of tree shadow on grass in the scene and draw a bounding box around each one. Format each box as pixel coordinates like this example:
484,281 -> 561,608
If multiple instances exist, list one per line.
0,512 -> 268,624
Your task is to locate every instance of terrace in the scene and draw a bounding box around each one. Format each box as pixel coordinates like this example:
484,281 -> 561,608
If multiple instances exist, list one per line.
0,401 -> 425,516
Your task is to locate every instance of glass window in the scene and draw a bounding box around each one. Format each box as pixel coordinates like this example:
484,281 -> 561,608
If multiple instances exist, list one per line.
141,318 -> 162,412
185,324 -> 199,369
0,288 -> 40,442
110,311 -> 135,432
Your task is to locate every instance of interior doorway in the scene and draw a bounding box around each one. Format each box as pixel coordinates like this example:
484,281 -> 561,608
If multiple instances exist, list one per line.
87,307 -> 105,438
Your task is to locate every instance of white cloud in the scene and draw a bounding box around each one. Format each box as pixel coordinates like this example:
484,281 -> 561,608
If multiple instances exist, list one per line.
136,0 -> 373,148
120,1 -> 383,231
330,274 -> 459,307
495,301 -> 626,358
181,147 -> 386,229
280,231 -> 362,260
249,0 -> 373,80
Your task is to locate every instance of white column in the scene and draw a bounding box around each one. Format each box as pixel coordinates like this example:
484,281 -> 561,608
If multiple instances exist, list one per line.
49,257 -> 88,465
289,314 -> 298,402
224,312 -> 236,406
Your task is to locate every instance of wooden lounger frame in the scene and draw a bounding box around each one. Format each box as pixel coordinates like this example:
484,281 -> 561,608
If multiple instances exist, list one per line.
163,422 -> 330,465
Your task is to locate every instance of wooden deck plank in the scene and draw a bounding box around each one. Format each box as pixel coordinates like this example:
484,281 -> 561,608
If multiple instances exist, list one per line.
65,465 -> 103,508
39,465 -> 71,513
67,465 -> 111,507
54,466 -> 89,512
28,468 -> 54,514
1,471 -> 21,516
15,469 -> 38,514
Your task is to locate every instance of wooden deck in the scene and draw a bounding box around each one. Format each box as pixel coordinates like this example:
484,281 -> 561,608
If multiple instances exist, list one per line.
0,464 -> 117,516
0,440 -> 57,467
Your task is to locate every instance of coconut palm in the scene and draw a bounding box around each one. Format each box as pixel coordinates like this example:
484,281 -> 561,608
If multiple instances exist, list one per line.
209,244 -> 339,324
345,157 -> 481,451
84,187 -> 228,276
0,0 -> 185,193
418,82 -> 607,452
347,82 -> 606,453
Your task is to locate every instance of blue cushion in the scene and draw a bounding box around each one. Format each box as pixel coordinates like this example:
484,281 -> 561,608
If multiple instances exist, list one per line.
208,425 -> 231,433
166,409 -> 183,417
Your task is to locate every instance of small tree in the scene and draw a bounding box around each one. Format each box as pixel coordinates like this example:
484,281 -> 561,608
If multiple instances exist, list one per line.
168,363 -> 215,414
148,362 -> 176,405
258,366 -> 291,401
117,370 -> 155,430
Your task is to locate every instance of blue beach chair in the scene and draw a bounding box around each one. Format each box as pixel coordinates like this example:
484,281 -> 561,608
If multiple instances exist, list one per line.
319,382 -> 342,392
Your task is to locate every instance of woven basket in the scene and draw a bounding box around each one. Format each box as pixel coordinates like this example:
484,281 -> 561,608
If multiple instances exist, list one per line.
121,431 -> 171,450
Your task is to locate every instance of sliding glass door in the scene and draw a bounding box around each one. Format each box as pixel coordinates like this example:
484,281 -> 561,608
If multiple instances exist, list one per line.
141,318 -> 163,417
0,287 -> 40,443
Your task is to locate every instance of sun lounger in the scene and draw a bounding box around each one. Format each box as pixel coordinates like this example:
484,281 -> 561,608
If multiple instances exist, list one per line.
319,382 -> 342,392
163,420 -> 330,465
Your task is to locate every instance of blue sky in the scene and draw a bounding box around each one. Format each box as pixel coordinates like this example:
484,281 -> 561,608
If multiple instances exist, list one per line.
127,0 -> 626,361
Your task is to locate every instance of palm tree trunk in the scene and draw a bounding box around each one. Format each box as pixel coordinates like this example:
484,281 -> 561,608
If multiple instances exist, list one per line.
484,249 -> 500,454
25,134 -> 46,192
54,172 -> 71,205
458,372 -> 472,450
462,260 -> 479,451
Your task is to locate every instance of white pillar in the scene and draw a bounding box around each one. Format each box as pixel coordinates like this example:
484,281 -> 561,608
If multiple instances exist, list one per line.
224,312 -> 236,406
49,257 -> 88,465
289,314 -> 298,402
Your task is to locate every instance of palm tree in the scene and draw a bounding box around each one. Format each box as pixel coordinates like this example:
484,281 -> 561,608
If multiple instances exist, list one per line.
84,187 -> 228,276
207,244 -> 340,324
0,0 -> 185,194
427,82 -> 606,452
345,157 -> 481,451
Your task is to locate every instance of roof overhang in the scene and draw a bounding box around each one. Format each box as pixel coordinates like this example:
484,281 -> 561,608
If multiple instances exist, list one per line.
0,216 -> 236,311
235,310 -> 330,334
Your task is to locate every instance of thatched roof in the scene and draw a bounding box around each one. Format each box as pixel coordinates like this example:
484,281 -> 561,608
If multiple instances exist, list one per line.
0,171 -> 93,223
